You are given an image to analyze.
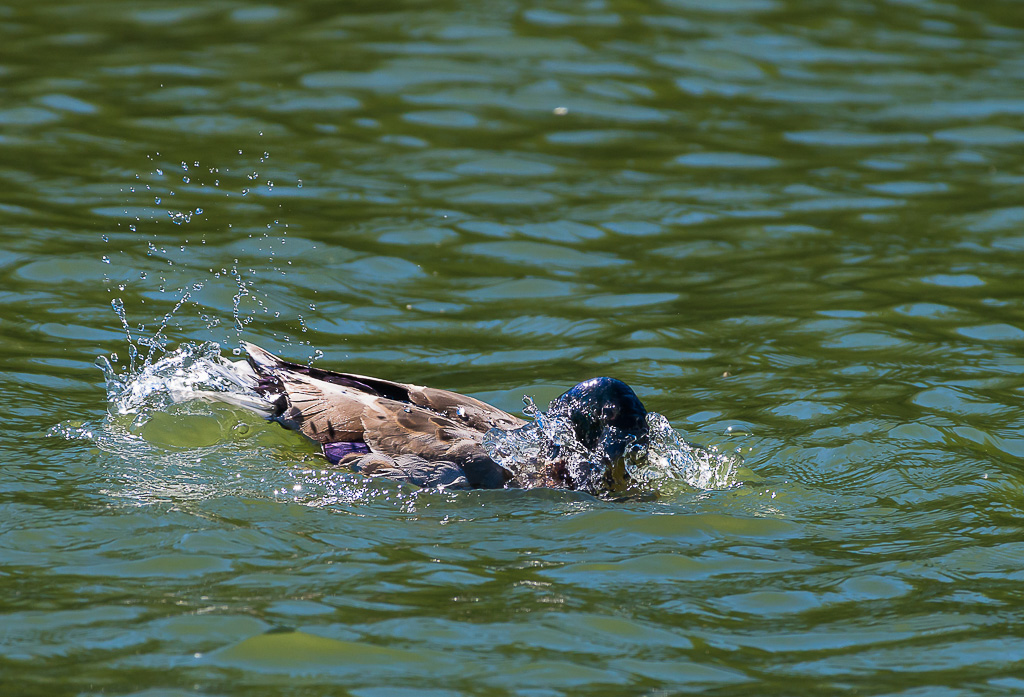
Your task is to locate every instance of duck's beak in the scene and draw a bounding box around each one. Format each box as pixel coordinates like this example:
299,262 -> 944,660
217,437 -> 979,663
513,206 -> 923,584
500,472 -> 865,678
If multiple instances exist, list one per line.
595,426 -> 648,493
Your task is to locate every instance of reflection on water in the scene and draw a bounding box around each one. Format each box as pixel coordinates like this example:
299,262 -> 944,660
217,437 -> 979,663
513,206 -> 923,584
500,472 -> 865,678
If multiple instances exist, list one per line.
5,0 -> 1024,694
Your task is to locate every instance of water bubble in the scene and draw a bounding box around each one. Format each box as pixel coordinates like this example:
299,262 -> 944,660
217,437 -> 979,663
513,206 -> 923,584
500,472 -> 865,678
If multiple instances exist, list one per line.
195,207 -> 203,214
155,197 -> 161,204
101,234 -> 109,242
297,180 -> 303,188
183,176 -> 190,183
101,255 -> 110,263
156,168 -> 163,175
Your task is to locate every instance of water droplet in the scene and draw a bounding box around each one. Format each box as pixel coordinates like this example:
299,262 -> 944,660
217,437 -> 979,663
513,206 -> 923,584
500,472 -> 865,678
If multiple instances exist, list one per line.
101,255 -> 110,264
101,234 -> 109,242
154,197 -> 161,204
297,179 -> 303,188
156,168 -> 163,175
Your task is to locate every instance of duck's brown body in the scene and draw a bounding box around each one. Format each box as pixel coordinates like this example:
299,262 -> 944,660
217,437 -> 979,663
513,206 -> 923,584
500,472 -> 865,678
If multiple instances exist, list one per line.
242,342 -> 525,489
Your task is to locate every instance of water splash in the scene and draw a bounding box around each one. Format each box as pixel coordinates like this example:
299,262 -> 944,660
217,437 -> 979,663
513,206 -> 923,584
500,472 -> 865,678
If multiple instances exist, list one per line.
110,297 -> 139,373
633,413 -> 739,490
97,341 -> 257,416
484,398 -> 740,492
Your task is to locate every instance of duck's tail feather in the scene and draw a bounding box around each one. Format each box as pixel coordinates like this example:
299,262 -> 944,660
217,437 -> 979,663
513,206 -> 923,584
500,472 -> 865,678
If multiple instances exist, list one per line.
240,340 -> 285,373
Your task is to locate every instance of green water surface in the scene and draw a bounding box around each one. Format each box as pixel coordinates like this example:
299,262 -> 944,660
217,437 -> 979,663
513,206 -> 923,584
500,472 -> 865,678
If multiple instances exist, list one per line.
3,0 -> 1024,695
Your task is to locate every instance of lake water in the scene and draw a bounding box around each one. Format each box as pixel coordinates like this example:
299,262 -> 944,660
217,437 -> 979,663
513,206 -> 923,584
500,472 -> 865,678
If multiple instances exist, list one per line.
4,0 -> 1024,694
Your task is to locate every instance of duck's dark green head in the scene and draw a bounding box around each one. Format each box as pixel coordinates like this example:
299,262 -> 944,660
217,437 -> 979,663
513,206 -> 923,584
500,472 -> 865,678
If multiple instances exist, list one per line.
547,377 -> 649,495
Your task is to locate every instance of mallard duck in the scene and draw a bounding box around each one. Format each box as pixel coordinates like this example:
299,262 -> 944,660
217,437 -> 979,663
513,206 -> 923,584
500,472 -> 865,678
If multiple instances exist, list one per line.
218,342 -> 650,495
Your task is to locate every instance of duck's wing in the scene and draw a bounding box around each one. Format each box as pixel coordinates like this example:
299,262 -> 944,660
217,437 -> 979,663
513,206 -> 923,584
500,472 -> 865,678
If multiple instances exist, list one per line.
242,342 -> 517,488
243,341 -> 525,433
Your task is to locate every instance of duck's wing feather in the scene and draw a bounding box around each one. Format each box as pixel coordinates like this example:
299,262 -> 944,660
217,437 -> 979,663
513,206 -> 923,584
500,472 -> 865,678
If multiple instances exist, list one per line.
345,453 -> 470,489
242,341 -> 524,433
